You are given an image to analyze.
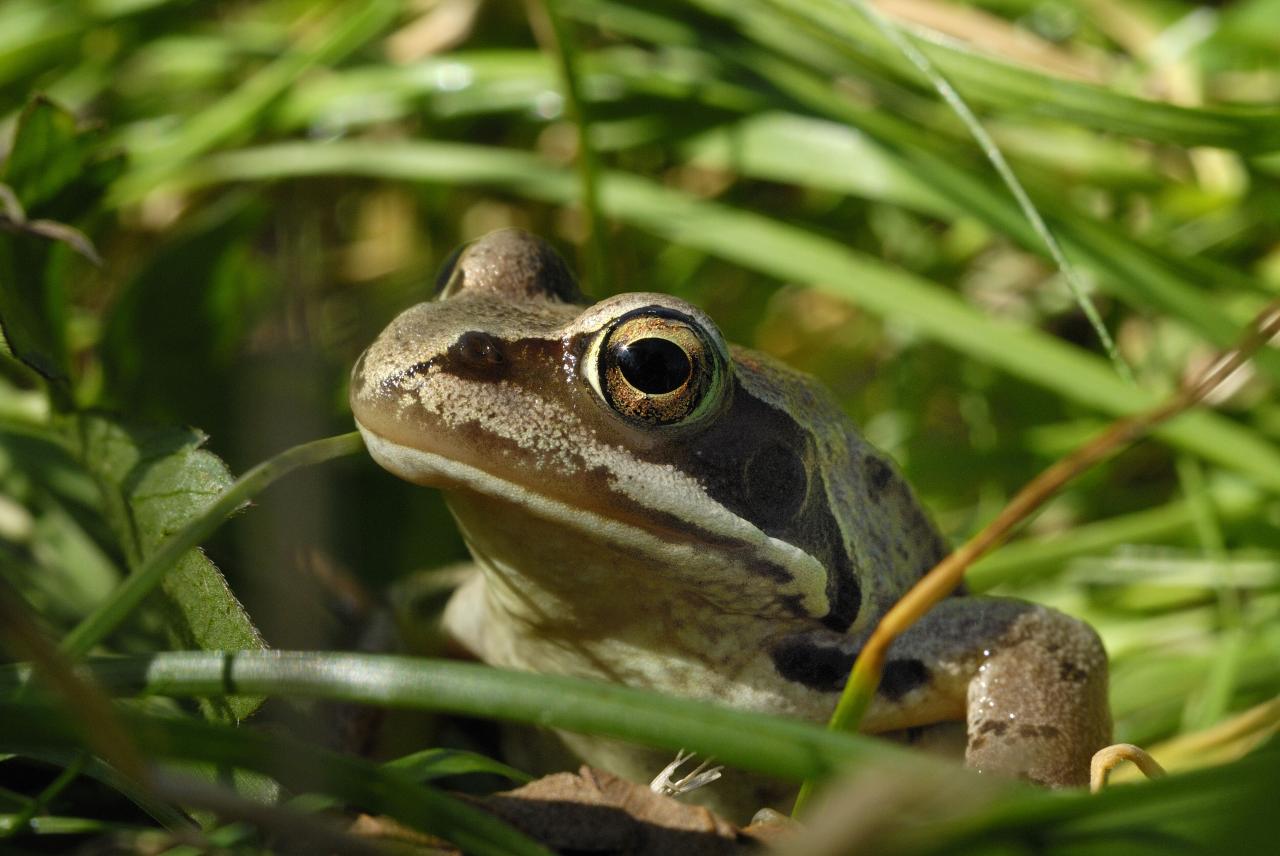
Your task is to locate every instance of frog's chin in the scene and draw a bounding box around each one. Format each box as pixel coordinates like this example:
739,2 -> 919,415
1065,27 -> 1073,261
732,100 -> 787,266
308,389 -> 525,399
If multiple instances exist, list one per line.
355,422 -> 831,618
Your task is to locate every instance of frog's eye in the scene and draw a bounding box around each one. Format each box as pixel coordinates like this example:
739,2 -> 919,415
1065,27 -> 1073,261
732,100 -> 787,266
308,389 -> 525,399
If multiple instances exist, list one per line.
588,308 -> 729,427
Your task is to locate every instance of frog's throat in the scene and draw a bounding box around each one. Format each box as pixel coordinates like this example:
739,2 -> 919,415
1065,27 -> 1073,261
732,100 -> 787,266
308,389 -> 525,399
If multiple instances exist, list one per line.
355,422 -> 831,618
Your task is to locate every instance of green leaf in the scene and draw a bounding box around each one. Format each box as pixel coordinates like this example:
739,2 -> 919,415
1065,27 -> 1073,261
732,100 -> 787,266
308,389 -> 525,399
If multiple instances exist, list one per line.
386,748 -> 533,785
3,98 -> 85,214
59,432 -> 363,663
0,98 -> 122,400
0,214 -> 69,392
2,97 -> 123,221
61,415 -> 265,722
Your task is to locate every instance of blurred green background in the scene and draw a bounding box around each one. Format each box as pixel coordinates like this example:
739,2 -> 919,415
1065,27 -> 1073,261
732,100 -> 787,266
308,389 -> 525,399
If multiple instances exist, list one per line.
1,0 -> 1279,847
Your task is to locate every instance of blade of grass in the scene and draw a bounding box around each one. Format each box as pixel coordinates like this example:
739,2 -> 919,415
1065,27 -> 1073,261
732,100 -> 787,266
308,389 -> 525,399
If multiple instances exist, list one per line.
967,478 -> 1266,590
541,0 -> 609,295
845,0 -> 1128,380
1175,455 -> 1246,732
728,0 -> 1280,152
0,753 -> 85,840
802,299 -> 1280,814
0,698 -> 553,856
14,749 -> 195,833
682,109 -> 1276,355
179,141 -> 1280,493
719,37 -> 1280,377
108,0 -> 399,206
0,651 -> 944,784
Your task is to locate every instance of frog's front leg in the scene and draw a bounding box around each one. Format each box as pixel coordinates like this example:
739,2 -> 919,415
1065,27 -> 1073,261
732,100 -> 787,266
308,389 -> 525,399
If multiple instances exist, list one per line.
772,598 -> 1110,786
884,597 -> 1111,786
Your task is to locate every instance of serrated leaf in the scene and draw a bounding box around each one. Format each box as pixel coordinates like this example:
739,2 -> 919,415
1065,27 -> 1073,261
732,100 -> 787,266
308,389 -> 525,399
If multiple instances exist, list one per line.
65,414 -> 265,722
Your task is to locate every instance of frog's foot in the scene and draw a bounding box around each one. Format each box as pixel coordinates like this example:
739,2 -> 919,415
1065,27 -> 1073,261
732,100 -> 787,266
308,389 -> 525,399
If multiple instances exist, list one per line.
870,597 -> 1111,787
957,598 -> 1116,783
772,597 -> 1110,787
649,750 -> 724,798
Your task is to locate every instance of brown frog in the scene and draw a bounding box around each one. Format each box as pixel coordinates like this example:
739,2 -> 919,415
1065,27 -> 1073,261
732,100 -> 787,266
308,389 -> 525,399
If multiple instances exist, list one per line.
350,229 -> 1111,818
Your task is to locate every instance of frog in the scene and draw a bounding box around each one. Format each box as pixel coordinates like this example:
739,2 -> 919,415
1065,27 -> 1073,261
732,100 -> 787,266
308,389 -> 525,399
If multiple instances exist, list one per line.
349,228 -> 1111,819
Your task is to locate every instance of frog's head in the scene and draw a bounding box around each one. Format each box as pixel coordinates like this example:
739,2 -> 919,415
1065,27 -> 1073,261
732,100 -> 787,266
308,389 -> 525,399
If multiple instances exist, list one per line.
351,230 -> 943,637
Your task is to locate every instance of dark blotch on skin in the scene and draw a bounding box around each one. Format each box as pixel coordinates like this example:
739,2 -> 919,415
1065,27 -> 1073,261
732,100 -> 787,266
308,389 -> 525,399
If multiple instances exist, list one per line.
978,720 -> 1009,737
865,455 -> 893,492
405,360 -> 433,376
1059,659 -> 1088,683
1018,724 -> 1061,740
743,442 -> 808,529
878,658 -> 930,702
665,376 -> 863,633
769,637 -> 856,693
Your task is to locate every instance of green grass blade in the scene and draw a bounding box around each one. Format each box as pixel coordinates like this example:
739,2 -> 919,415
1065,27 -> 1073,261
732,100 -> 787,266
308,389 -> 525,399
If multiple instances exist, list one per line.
722,0 -> 1280,152
180,141 -> 1280,494
719,41 -> 1280,376
845,0 -> 1128,380
0,652 -> 937,783
544,0 -> 609,295
968,479 -> 1267,590
109,0 -> 399,205
0,698 -> 553,856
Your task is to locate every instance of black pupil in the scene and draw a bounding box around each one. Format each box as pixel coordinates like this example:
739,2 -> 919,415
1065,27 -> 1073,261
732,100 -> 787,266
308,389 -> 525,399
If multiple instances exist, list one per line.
616,337 -> 691,394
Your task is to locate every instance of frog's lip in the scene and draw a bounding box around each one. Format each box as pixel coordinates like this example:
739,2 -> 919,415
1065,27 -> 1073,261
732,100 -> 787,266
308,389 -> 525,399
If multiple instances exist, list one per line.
354,420 -> 831,613
355,419 -> 751,549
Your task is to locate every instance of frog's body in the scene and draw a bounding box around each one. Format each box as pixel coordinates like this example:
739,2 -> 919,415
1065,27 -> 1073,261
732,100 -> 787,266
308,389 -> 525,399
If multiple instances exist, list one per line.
351,230 -> 1110,818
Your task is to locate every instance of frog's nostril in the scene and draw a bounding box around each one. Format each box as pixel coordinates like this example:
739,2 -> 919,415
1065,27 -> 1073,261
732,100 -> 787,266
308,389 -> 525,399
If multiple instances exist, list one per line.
456,332 -> 504,366
444,331 -> 509,380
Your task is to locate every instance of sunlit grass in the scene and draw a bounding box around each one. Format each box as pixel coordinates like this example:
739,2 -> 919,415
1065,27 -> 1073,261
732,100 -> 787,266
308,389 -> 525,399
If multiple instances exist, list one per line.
1,0 -> 1278,851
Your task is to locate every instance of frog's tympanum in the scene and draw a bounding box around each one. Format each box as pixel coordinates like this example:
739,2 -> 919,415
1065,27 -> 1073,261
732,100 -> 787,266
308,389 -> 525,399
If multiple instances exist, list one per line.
350,229 -> 1111,818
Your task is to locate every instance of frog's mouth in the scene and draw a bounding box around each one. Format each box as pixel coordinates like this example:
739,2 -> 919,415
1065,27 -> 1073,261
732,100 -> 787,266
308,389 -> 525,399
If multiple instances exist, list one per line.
354,421 -> 831,619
